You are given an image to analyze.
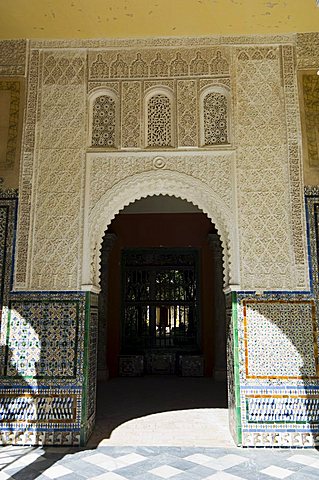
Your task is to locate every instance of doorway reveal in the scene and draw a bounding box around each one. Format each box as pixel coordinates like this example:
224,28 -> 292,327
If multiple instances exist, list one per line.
91,196 -> 231,446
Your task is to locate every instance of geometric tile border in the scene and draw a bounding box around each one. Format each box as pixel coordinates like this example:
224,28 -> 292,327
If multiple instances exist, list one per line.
0,394 -> 77,423
245,395 -> 319,424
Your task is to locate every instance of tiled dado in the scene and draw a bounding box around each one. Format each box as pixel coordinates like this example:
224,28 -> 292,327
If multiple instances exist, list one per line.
232,191 -> 319,447
0,291 -> 95,446
233,291 -> 319,447
0,388 -> 82,446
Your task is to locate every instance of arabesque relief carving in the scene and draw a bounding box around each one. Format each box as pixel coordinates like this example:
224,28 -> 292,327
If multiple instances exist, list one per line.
12,35 -> 310,292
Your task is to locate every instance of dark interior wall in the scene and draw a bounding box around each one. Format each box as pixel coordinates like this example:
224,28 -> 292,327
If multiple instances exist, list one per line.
100,212 -> 221,377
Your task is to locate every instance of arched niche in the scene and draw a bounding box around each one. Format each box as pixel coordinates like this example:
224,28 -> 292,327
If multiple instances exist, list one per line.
88,87 -> 120,148
199,85 -> 232,147
144,86 -> 175,148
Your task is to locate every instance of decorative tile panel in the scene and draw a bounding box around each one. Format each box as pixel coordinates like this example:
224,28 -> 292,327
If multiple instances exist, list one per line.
179,355 -> 204,377
119,355 -> 144,376
243,300 -> 317,379
86,296 -> 98,421
1,300 -> 80,379
0,292 -> 86,387
0,291 -> 86,445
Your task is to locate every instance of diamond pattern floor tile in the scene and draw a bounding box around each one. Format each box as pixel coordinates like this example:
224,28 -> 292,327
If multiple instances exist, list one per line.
82,454 -> 124,471
287,455 -> 316,467
217,454 -> 248,469
1,445 -> 319,480
203,472 -> 246,480
116,453 -> 147,466
90,473 -> 129,480
260,465 -> 294,479
149,465 -> 184,478
184,454 -> 218,466
43,465 -> 74,479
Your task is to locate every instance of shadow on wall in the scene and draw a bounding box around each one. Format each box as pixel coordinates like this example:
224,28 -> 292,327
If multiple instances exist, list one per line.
0,298 -> 83,447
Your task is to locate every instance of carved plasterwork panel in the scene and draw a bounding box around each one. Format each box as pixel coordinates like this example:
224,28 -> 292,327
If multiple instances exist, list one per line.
89,152 -> 233,212
31,34 -> 294,51
0,81 -> 21,169
88,47 -> 231,80
296,33 -> 319,69
121,81 -> 142,148
144,80 -> 174,92
12,34 -> 310,293
83,151 -> 237,290
299,71 -> 319,186
281,46 -> 307,278
0,40 -> 27,76
234,46 -> 307,290
15,50 -> 40,288
200,78 -> 231,90
87,81 -> 120,94
177,80 -> 198,147
26,51 -> 86,290
0,79 -> 24,189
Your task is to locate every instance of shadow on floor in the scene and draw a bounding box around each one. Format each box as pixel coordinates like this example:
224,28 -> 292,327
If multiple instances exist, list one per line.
88,376 -> 228,446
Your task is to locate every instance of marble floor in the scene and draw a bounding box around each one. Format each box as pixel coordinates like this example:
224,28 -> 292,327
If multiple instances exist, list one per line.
1,377 -> 319,479
1,445 -> 319,480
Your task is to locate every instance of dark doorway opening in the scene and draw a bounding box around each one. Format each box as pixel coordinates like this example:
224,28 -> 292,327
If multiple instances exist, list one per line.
98,198 -> 226,379
93,197 -> 229,445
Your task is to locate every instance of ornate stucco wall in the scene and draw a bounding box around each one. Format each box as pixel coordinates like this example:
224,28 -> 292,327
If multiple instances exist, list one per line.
10,34 -> 313,293
0,33 -> 319,447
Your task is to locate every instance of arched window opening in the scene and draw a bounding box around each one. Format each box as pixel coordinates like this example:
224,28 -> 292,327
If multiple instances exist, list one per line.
201,88 -> 230,146
91,94 -> 117,148
147,93 -> 173,147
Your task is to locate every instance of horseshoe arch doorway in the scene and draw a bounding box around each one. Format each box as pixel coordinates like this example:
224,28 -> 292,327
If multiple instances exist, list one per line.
89,195 -> 233,446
